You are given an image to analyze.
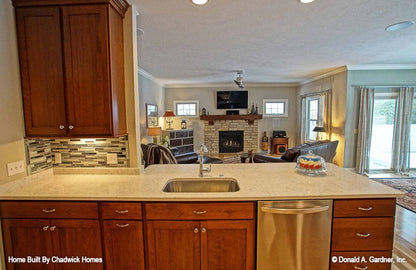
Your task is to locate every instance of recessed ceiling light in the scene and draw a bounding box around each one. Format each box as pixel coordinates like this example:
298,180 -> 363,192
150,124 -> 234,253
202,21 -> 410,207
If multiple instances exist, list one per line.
192,0 -> 208,5
385,21 -> 415,32
299,0 -> 315,3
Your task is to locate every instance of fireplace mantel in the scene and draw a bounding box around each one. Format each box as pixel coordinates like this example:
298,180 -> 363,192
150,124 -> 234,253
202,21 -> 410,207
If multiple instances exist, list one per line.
200,114 -> 262,125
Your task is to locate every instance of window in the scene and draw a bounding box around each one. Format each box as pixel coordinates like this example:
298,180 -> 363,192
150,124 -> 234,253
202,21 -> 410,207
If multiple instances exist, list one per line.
174,100 -> 199,117
263,99 -> 288,117
408,97 -> 416,168
307,98 -> 319,141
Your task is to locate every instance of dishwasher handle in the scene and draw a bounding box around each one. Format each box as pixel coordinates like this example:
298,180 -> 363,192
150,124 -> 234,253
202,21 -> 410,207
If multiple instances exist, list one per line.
261,205 -> 330,215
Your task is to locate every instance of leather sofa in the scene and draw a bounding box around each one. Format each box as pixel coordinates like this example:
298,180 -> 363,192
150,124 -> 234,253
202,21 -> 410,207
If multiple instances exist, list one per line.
253,140 -> 339,163
141,144 -> 223,167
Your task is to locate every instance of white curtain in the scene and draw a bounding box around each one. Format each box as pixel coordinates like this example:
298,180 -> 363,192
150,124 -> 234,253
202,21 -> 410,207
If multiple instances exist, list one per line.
392,87 -> 415,174
300,97 -> 307,143
356,87 -> 375,174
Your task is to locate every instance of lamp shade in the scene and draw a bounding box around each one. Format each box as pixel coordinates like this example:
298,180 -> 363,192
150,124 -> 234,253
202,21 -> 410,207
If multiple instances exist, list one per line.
312,126 -> 325,132
163,111 -> 175,117
148,127 -> 162,136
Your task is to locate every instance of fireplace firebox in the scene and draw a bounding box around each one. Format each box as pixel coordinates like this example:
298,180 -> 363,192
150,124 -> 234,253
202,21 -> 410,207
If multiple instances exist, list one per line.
219,131 -> 244,153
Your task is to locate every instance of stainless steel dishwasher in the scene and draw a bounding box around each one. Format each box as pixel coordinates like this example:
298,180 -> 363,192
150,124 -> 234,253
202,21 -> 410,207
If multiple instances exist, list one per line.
257,200 -> 333,270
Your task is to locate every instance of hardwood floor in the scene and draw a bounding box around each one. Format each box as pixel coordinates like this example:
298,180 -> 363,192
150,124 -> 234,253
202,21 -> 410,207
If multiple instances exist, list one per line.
392,206 -> 416,270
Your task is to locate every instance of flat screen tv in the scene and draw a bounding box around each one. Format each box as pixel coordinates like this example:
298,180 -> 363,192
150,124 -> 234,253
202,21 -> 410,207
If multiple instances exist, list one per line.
217,91 -> 248,109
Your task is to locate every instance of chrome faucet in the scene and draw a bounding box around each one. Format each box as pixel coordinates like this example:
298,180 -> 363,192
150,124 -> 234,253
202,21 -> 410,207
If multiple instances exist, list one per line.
199,144 -> 211,177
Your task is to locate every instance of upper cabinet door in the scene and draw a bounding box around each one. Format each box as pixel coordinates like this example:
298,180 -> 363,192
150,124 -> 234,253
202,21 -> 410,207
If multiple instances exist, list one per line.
61,5 -> 112,136
16,7 -> 67,136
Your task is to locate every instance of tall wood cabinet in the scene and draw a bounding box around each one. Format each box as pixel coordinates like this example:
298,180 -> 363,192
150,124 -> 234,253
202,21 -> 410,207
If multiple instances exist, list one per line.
13,0 -> 129,137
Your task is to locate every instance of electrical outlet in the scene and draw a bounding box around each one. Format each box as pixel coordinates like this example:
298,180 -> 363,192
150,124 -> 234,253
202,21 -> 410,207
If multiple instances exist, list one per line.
107,153 -> 118,165
55,153 -> 62,164
7,160 -> 25,176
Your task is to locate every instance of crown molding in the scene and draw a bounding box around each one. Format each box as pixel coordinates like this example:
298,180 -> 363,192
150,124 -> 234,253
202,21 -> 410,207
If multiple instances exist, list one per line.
299,66 -> 347,85
165,82 -> 299,89
347,64 -> 416,70
138,67 -> 166,87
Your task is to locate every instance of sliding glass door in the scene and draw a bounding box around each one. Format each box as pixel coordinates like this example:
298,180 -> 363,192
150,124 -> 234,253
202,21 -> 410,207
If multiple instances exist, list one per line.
369,94 -> 398,171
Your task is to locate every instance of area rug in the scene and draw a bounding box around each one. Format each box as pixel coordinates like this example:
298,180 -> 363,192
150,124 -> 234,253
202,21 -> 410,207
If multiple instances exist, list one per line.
372,178 -> 416,213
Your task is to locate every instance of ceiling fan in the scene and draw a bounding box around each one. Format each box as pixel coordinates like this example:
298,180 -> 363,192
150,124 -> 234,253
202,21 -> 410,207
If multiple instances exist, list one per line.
234,70 -> 244,89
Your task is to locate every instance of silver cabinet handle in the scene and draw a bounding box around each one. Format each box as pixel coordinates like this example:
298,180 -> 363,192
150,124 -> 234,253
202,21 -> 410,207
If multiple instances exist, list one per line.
50,226 -> 56,231
59,125 -> 65,130
201,228 -> 206,233
357,207 -> 373,211
68,125 -> 74,130
356,233 -> 371,238
42,208 -> 56,214
354,266 -> 368,270
115,210 -> 129,214
261,205 -> 329,215
193,210 -> 207,215
194,228 -> 199,233
116,223 -> 130,228
42,226 -> 49,231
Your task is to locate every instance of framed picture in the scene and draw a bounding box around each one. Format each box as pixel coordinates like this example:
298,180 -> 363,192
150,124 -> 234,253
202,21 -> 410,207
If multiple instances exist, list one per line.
146,104 -> 158,128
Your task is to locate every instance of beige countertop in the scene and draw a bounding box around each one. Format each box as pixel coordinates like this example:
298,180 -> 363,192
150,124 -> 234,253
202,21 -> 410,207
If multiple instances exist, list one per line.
0,163 -> 403,201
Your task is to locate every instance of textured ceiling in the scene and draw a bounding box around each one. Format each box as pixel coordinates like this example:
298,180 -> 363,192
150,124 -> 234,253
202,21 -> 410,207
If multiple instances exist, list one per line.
132,0 -> 416,84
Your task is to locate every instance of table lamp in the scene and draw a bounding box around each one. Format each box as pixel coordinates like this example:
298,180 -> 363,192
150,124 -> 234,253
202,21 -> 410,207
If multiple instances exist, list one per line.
148,127 -> 162,143
312,126 -> 325,141
163,111 -> 175,130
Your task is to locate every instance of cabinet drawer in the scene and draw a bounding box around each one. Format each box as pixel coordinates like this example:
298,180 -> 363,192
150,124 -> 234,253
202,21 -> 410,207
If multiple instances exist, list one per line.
0,202 -> 98,219
333,199 -> 396,218
101,202 -> 142,220
331,251 -> 393,270
332,218 -> 394,251
145,202 -> 255,220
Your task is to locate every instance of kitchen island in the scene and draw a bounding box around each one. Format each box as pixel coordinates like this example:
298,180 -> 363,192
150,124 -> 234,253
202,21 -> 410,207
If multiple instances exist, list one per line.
0,163 -> 403,270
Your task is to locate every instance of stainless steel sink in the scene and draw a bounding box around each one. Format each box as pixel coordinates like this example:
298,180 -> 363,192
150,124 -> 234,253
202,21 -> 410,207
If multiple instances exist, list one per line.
162,178 -> 240,193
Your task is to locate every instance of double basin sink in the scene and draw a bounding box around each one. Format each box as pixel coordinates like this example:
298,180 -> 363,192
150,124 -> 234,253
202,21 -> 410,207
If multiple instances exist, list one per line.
162,178 -> 240,193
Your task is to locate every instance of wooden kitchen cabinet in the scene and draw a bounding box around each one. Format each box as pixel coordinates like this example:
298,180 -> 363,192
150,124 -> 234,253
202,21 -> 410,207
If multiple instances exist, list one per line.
13,0 -> 129,137
145,202 -> 255,270
2,219 -> 55,270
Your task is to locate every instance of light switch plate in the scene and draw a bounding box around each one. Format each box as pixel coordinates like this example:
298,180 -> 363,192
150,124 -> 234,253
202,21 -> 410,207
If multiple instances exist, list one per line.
107,153 -> 118,164
7,160 -> 25,176
55,153 -> 62,164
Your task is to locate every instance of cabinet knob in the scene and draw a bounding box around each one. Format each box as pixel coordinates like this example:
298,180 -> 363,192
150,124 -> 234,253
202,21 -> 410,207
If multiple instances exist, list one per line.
50,226 -> 56,231
59,125 -> 65,130
68,125 -> 74,130
194,228 -> 199,233
201,228 -> 206,233
42,226 -> 49,231
193,210 -> 207,215
115,210 -> 129,214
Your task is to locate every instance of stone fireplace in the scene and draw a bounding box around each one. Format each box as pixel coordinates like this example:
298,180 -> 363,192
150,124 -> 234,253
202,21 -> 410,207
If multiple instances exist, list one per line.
204,120 -> 259,153
219,131 -> 244,153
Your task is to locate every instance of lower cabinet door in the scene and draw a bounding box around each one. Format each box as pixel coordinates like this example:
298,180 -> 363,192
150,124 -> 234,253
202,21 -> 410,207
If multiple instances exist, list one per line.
202,220 -> 255,270
2,219 -> 54,270
51,219 -> 103,270
103,220 -> 145,270
146,221 -> 201,270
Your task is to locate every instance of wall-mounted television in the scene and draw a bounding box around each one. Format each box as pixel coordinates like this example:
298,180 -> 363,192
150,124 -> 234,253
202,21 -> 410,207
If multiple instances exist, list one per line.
216,91 -> 248,109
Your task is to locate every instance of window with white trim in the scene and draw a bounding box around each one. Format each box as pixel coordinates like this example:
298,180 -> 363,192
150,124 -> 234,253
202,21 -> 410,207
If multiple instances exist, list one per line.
174,100 -> 199,117
306,98 -> 320,141
263,99 -> 288,117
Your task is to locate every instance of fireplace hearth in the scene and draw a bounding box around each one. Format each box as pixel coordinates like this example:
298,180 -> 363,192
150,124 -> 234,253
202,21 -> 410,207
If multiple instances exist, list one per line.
219,131 -> 244,153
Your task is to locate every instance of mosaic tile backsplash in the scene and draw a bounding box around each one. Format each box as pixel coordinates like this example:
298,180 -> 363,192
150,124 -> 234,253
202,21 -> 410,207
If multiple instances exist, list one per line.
26,137 -> 128,175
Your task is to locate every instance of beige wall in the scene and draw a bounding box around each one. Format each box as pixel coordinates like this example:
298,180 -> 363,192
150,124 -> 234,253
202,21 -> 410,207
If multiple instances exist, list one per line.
165,86 -> 299,152
298,71 -> 348,167
138,74 -> 165,147
0,0 -> 27,184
